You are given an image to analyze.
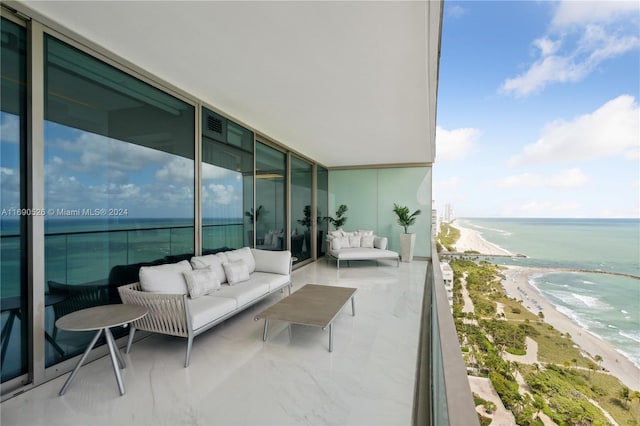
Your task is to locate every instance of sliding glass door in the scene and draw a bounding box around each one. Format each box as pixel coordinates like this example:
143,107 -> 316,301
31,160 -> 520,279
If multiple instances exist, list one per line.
43,34 -> 195,366
255,142 -> 286,251
290,156 -> 312,263
0,17 -> 28,383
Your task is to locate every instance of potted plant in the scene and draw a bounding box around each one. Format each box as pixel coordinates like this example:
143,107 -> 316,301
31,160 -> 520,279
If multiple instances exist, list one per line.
392,203 -> 421,262
245,205 -> 264,245
297,205 -> 313,255
325,204 -> 348,229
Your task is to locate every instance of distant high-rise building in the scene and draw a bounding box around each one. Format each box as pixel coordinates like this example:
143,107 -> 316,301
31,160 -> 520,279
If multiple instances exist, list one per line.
432,208 -> 440,237
444,203 -> 455,223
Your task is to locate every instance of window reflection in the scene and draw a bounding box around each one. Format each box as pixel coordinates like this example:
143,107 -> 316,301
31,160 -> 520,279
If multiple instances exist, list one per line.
43,35 -> 195,366
256,143 -> 286,251
201,108 -> 254,251
290,156 -> 312,263
0,18 -> 27,383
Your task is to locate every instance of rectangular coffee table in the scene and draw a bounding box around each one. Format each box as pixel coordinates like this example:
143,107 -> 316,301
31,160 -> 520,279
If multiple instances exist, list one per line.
255,284 -> 356,352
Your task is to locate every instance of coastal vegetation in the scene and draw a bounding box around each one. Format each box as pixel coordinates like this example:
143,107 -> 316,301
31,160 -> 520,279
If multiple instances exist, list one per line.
436,222 -> 459,252
446,257 -> 640,426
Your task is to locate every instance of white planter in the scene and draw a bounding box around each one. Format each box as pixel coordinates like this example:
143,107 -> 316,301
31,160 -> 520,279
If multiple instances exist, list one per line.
399,233 -> 416,262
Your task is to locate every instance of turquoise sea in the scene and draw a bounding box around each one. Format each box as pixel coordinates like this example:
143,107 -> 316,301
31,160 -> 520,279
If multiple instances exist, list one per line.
458,218 -> 640,369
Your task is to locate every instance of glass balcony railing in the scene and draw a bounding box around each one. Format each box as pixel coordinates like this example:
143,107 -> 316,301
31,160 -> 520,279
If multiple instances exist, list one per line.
412,244 -> 479,426
1,222 -> 244,295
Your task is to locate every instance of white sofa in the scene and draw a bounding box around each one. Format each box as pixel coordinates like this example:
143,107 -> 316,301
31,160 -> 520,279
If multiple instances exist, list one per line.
118,247 -> 292,367
326,229 -> 399,269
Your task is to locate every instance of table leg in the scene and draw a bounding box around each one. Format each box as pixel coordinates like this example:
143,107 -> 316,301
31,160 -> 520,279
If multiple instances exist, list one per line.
351,296 -> 356,316
104,327 -> 125,396
262,319 -> 269,341
329,323 -> 333,352
59,329 -> 102,396
105,327 -> 126,369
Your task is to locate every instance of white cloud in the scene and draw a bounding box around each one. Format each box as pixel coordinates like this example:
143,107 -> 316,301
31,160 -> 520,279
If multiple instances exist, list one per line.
435,176 -> 461,192
509,95 -> 639,166
500,1 -> 640,96
447,5 -> 468,19
202,163 -> 233,181
551,1 -> 640,29
55,132 -> 169,173
496,168 -> 588,189
205,183 -> 236,205
0,114 -> 19,144
156,157 -> 194,183
435,126 -> 480,161
533,37 -> 561,56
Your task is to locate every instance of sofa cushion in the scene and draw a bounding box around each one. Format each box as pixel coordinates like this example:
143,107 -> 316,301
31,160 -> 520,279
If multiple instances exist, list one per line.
250,272 -> 290,292
223,260 -> 251,285
139,260 -> 191,294
335,248 -> 398,261
251,249 -> 291,275
190,254 -> 227,284
361,235 -> 375,248
349,235 -> 361,248
374,236 -> 388,250
183,266 -> 220,299
225,247 -> 256,273
358,230 -> 374,236
187,295 -> 237,330
213,279 -> 270,307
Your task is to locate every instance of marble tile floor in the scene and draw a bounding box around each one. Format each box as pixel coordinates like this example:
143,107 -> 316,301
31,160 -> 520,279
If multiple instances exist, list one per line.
1,259 -> 427,426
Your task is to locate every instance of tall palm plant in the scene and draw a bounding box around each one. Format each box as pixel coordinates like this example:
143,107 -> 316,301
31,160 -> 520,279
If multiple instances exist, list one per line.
392,203 -> 421,233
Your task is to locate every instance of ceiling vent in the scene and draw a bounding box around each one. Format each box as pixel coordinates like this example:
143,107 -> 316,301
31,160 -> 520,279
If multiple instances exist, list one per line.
202,109 -> 226,143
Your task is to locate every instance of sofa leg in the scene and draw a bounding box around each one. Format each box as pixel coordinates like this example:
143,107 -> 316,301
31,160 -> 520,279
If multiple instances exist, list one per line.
126,326 -> 136,353
185,335 -> 194,368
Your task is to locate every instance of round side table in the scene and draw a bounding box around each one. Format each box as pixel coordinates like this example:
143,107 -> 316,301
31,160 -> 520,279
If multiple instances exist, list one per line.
55,304 -> 147,396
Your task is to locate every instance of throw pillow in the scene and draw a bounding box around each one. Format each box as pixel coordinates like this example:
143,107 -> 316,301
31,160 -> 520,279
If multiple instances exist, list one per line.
225,247 -> 256,273
361,235 -> 375,248
251,248 -> 291,275
139,260 -> 191,294
358,230 -> 374,236
349,235 -> 361,248
183,266 -> 220,299
337,236 -> 350,248
331,238 -> 342,250
223,260 -> 250,285
189,254 -> 227,284
374,236 -> 388,250
329,230 -> 342,239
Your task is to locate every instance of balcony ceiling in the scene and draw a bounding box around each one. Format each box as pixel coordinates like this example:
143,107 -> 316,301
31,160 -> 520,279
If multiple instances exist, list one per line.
16,1 -> 441,168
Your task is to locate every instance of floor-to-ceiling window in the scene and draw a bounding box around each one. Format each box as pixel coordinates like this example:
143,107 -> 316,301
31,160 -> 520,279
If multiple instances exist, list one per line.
43,35 -> 195,366
290,156 -> 312,263
255,142 -> 286,251
317,166 -> 328,257
201,108 -> 253,251
0,17 -> 28,383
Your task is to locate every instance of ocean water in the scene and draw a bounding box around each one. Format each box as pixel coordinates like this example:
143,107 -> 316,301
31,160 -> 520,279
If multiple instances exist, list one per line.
458,218 -> 640,368
0,217 -> 244,297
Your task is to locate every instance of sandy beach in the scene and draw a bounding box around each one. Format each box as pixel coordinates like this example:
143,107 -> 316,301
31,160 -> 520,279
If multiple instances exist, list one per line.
453,223 -> 640,391
453,223 -> 513,256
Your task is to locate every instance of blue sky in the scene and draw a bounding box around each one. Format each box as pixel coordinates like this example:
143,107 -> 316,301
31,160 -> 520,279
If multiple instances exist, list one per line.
433,1 -> 640,218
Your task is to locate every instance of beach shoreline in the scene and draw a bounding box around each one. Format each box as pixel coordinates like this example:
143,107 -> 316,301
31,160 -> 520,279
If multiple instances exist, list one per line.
451,222 -> 640,391
452,222 -> 513,256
